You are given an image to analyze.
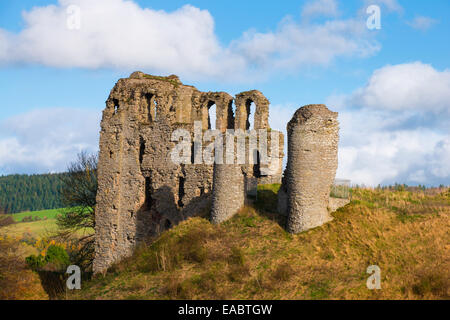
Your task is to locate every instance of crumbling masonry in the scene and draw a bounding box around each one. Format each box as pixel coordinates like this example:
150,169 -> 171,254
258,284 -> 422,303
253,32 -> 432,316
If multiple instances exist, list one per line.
93,73 -> 343,274
93,72 -> 284,274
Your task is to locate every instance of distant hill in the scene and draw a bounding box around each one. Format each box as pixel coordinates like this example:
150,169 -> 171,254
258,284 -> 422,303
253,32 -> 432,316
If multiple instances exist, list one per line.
0,173 -> 65,214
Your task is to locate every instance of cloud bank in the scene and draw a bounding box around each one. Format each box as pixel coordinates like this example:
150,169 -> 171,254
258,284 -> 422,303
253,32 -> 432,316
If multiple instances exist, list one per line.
0,108 -> 101,175
330,62 -> 450,186
0,0 -> 379,80
267,62 -> 450,186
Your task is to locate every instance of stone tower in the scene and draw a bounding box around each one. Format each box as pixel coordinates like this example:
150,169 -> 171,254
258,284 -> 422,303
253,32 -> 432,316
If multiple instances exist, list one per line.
210,163 -> 246,224
285,105 -> 339,234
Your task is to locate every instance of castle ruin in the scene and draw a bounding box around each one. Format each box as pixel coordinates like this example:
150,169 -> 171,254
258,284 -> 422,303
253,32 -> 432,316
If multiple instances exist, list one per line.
93,72 -> 284,273
93,72 -> 343,274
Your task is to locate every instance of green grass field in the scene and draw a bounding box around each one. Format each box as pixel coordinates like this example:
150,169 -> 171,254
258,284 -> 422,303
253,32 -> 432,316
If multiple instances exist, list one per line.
7,208 -> 61,222
0,219 -> 59,238
1,208 -> 93,239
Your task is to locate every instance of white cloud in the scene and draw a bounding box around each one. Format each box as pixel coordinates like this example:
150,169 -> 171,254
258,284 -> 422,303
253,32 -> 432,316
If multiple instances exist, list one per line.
349,62 -> 450,114
232,17 -> 379,73
336,109 -> 449,186
0,108 -> 101,174
328,62 -> 450,186
407,16 -> 438,31
301,0 -> 340,19
270,100 -> 450,186
268,61 -> 450,186
430,137 -> 450,178
0,0 -> 379,80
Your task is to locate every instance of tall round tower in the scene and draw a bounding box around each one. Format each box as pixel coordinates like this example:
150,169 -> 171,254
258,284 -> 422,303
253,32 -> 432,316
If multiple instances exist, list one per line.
210,163 -> 245,224
286,104 -> 339,234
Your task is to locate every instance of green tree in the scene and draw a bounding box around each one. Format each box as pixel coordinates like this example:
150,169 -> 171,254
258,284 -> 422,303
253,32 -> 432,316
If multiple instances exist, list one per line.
0,173 -> 65,213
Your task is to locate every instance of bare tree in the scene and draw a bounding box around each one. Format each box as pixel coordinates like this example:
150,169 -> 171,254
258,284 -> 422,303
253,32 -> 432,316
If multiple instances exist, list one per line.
56,151 -> 98,270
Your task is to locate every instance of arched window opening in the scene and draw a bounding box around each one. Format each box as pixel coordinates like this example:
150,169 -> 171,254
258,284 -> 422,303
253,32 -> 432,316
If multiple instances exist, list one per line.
227,101 -> 235,129
144,176 -> 152,210
208,103 -> 217,130
113,99 -> 119,115
253,150 -> 261,178
153,98 -> 159,121
178,176 -> 186,208
144,93 -> 154,121
164,219 -> 172,230
191,142 -> 195,164
139,136 -> 145,164
246,100 -> 256,130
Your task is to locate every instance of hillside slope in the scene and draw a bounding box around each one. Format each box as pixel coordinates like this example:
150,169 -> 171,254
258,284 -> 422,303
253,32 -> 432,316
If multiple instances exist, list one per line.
72,187 -> 449,300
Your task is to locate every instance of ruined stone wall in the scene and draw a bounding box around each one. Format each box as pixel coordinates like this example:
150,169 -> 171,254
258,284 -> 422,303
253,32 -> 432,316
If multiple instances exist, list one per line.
234,90 -> 270,130
328,197 -> 350,213
285,105 -> 339,234
210,127 -> 284,224
94,72 -> 283,273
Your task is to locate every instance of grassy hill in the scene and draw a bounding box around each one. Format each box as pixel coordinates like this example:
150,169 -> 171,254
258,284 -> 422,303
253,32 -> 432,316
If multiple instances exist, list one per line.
71,186 -> 449,300
0,208 -> 61,238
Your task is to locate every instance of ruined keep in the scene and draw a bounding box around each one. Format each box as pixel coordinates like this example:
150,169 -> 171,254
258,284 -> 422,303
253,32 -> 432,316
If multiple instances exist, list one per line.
93,72 -> 284,274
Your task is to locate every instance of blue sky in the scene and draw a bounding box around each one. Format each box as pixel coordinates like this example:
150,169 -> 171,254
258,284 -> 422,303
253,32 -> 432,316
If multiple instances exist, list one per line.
0,0 -> 449,186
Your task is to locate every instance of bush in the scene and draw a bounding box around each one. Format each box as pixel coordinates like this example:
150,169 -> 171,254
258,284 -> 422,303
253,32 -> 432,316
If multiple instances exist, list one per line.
0,216 -> 15,227
255,184 -> 280,213
25,255 -> 45,270
26,245 -> 70,272
45,245 -> 70,270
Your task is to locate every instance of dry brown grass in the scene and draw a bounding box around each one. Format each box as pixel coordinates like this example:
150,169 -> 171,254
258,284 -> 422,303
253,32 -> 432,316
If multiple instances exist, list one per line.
0,238 -> 48,300
67,187 -> 449,300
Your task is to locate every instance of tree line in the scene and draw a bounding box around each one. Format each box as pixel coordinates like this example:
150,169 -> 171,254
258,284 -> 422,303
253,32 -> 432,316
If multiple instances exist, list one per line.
0,173 -> 66,214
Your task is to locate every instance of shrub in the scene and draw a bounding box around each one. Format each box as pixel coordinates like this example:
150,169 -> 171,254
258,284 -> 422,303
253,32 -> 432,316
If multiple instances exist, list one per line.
0,216 -> 15,227
25,255 -> 45,271
26,245 -> 70,272
255,184 -> 280,213
44,245 -> 70,270
22,216 -> 33,222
